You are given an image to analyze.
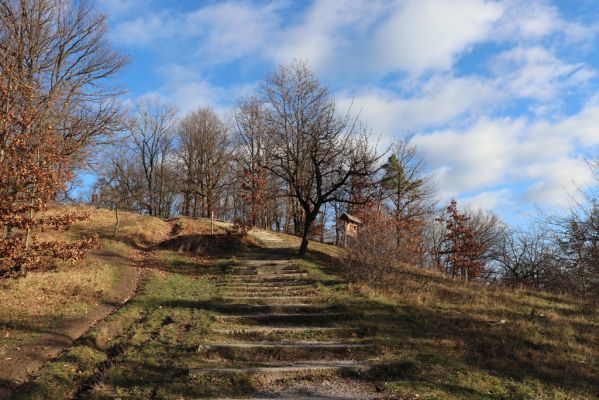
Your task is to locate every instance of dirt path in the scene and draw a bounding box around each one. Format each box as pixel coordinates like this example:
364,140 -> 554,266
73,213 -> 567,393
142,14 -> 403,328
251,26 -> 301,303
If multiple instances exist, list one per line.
0,252 -> 142,398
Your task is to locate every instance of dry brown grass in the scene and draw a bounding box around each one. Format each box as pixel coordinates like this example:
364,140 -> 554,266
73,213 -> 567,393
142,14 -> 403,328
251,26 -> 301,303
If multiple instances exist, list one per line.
0,204 -> 170,358
327,261 -> 599,398
0,252 -> 119,357
170,217 -> 230,236
43,203 -> 171,246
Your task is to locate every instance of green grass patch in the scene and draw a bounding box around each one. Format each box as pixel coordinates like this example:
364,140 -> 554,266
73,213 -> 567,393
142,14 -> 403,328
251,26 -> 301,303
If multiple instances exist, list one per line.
12,253 -> 217,400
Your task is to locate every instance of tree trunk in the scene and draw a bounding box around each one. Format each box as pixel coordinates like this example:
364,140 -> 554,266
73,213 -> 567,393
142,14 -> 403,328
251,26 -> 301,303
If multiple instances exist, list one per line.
298,211 -> 317,257
114,204 -> 120,238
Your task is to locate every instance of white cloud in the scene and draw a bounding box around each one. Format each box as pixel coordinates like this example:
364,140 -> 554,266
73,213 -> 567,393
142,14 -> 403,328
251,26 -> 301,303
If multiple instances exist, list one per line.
110,1 -> 283,61
371,0 -> 503,74
184,1 -> 284,63
460,189 -> 514,210
542,102 -> 599,147
111,13 -> 173,46
139,64 -> 256,116
411,118 -> 523,194
411,101 -> 599,209
496,0 -> 598,43
491,46 -> 595,100
337,74 -> 503,148
272,0 -> 385,71
522,157 -> 594,205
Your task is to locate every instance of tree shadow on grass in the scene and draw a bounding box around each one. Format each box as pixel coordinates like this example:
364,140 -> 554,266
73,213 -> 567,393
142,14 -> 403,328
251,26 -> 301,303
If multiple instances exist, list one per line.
340,295 -> 599,397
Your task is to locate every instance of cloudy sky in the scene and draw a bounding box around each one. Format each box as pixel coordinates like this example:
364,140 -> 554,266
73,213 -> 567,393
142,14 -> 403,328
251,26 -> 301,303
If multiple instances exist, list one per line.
98,0 -> 599,224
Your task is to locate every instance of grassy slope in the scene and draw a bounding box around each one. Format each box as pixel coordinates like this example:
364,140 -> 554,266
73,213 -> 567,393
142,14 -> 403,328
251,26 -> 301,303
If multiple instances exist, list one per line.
6,211 -> 599,399
300,249 -> 599,399
0,204 -> 169,359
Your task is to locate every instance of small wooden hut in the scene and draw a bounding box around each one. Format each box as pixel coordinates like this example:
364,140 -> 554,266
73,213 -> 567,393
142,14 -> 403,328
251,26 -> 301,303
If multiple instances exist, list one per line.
340,212 -> 362,246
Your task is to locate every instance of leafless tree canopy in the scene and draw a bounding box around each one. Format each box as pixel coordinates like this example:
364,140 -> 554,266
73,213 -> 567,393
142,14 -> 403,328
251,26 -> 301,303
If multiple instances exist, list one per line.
125,99 -> 178,218
178,107 -> 231,218
256,61 -> 381,256
0,0 -> 128,165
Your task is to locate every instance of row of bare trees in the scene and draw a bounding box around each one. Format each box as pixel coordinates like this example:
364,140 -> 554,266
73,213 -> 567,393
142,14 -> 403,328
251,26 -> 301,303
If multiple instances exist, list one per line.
96,61 -> 381,257
90,59 -> 598,302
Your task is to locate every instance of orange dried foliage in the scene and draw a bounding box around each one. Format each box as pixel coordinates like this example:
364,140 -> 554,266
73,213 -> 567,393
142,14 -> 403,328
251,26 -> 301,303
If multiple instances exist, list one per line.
0,68 -> 99,277
438,200 -> 486,280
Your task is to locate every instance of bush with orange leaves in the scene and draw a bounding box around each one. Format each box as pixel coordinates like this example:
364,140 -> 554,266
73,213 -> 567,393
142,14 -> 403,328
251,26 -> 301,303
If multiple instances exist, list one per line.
341,211 -> 400,286
0,69 -> 100,277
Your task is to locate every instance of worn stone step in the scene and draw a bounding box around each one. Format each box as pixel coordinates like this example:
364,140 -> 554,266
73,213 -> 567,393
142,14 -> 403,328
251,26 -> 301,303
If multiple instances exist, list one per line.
237,259 -> 293,266
212,326 -> 358,335
198,342 -> 371,349
215,312 -> 350,325
220,289 -> 319,299
212,326 -> 366,342
207,303 -> 334,314
218,287 -> 317,294
216,280 -> 315,289
225,268 -> 301,275
224,272 -> 309,280
217,283 -> 314,289
189,361 -> 370,377
211,397 -> 371,400
197,341 -> 377,362
227,263 -> 297,268
218,296 -> 319,305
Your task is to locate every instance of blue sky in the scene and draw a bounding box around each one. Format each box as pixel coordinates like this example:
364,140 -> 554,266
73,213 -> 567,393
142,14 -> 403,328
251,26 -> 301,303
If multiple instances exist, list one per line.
97,0 -> 599,225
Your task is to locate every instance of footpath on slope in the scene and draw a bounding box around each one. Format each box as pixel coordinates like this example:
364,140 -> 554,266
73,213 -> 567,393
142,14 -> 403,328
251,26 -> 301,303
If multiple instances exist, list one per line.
0,213 -> 176,399
0,250 -> 146,398
191,235 -> 382,399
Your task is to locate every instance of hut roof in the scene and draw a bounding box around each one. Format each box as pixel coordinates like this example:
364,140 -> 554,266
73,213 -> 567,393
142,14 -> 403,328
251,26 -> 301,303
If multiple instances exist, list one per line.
340,213 -> 362,224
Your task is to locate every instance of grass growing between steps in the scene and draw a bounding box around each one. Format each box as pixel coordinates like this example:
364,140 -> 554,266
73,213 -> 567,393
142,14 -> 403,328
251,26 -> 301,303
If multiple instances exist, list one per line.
11,256 -> 218,400
300,250 -> 599,400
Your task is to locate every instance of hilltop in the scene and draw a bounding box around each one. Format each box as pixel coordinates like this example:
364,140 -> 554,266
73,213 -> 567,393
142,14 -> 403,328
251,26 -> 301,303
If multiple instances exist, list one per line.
0,205 -> 596,399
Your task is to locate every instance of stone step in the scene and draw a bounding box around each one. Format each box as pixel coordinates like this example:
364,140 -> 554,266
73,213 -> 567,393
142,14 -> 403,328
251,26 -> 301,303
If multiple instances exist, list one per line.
212,326 -> 358,334
218,296 -> 319,305
216,281 -> 315,288
197,340 -> 377,362
207,303 -> 333,314
198,342 -> 371,350
189,361 -> 370,377
225,263 -> 299,271
237,260 -> 294,266
217,283 -> 315,289
224,272 -> 309,280
218,287 -> 317,294
225,271 -> 303,277
211,397 -> 371,400
212,326 -> 365,342
215,312 -> 350,325
220,289 -> 319,299
225,269 -> 303,273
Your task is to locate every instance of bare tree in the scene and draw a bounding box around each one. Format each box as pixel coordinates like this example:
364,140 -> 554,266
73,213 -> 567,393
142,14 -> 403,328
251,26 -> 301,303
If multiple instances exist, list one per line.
466,208 -> 507,276
177,107 -> 231,218
0,0 -> 128,165
234,97 -> 286,230
127,98 -> 177,218
495,227 -> 554,288
257,61 -> 380,257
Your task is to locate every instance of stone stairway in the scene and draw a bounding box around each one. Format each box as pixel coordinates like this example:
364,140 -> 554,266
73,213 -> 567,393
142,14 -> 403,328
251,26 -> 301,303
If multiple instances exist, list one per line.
192,257 -> 380,399
249,230 -> 297,249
